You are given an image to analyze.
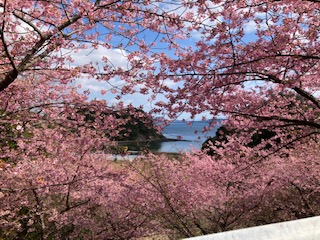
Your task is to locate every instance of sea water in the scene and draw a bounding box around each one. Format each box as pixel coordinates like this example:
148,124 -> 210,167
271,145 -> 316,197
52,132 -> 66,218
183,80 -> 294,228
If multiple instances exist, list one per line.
158,120 -> 222,153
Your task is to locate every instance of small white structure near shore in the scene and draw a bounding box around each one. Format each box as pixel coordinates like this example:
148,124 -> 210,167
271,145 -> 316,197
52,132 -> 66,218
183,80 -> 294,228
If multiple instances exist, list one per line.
186,216 -> 320,240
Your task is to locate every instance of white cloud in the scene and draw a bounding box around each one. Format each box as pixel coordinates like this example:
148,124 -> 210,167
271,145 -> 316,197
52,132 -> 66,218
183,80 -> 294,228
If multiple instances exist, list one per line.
162,79 -> 178,88
67,46 -> 129,71
66,46 -> 154,111
109,98 -> 133,106
243,11 -> 276,34
244,20 -> 257,34
65,45 -> 130,97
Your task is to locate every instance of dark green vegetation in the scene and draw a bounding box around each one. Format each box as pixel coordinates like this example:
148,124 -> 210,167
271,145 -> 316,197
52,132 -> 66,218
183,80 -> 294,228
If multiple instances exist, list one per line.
114,111 -> 165,142
75,107 -> 165,142
77,107 -> 166,153
202,126 -> 278,156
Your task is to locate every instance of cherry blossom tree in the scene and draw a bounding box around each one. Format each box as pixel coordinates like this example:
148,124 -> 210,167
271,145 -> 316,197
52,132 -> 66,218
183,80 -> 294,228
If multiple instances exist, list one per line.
147,0 -> 320,152
2,0 -> 318,157
122,0 -> 320,237
1,0 -> 320,239
118,140 -> 320,238
0,0 -> 186,238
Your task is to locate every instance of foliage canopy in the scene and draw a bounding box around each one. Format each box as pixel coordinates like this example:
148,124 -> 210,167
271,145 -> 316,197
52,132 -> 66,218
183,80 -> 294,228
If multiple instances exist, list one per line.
1,0 -> 320,239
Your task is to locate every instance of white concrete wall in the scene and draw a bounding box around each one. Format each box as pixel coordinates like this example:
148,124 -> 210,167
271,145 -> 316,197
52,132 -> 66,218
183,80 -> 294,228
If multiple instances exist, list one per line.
186,216 -> 320,240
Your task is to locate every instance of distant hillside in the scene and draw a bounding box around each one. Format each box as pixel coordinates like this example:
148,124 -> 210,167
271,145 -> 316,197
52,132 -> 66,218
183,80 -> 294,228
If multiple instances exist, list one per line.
114,110 -> 166,142
77,107 -> 165,142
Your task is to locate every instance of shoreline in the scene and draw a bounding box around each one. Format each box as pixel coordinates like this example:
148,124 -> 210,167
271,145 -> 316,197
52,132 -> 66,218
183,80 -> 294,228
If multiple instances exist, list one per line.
107,151 -> 182,161
117,138 -> 192,144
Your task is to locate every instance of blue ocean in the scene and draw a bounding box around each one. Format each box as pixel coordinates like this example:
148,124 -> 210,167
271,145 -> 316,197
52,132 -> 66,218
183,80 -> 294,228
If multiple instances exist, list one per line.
158,120 -> 222,153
